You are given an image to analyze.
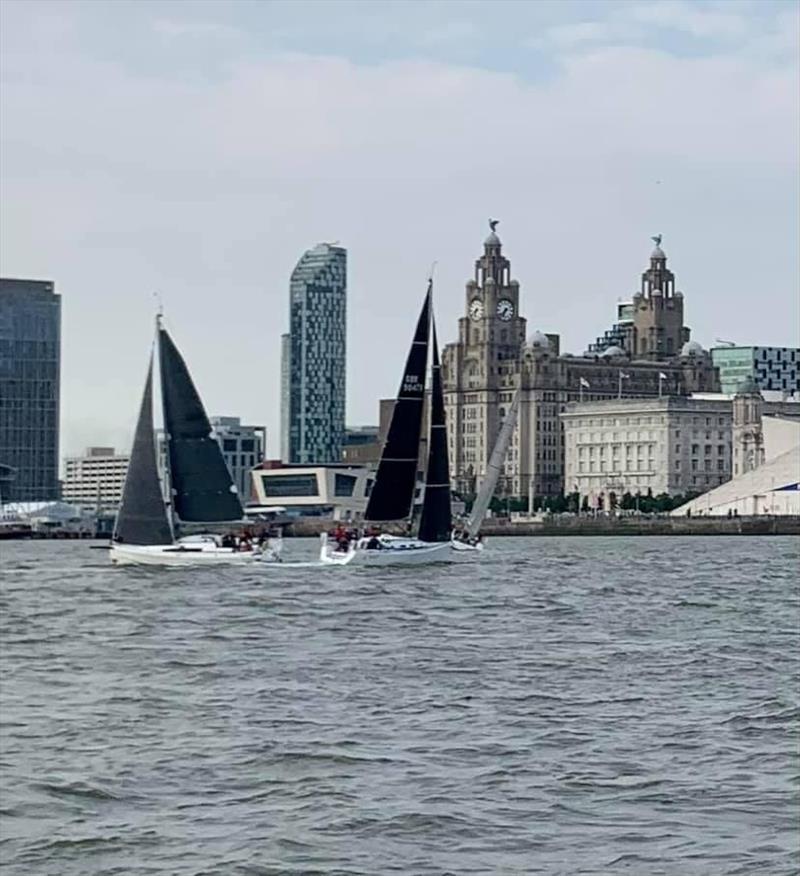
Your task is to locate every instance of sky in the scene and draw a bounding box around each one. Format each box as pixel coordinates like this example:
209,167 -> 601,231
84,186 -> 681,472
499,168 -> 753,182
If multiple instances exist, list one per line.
1,0 -> 798,458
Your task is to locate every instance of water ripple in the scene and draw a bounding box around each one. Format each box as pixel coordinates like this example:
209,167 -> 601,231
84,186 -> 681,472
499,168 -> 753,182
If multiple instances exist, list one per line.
1,536 -> 798,875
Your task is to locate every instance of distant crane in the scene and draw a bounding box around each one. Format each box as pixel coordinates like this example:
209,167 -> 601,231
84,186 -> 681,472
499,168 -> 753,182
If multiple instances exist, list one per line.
715,338 -> 736,347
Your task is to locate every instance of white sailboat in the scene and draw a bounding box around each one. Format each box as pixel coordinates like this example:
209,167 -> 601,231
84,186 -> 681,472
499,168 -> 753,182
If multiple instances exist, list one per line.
110,319 -> 279,566
320,281 -> 453,566
451,386 -> 521,552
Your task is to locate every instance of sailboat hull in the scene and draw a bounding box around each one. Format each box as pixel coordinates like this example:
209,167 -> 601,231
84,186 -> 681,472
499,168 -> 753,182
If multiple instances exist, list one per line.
320,534 -> 451,566
450,539 -> 484,552
110,542 -> 273,566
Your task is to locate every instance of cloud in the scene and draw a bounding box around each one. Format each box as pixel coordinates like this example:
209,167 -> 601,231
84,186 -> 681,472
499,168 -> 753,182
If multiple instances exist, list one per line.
417,20 -> 479,46
533,20 -> 639,50
151,18 -> 241,40
1,5 -> 797,456
629,1 -> 748,40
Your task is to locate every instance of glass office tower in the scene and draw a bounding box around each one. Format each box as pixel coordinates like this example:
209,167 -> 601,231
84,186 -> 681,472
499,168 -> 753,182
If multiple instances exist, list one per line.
282,244 -> 347,464
0,278 -> 61,501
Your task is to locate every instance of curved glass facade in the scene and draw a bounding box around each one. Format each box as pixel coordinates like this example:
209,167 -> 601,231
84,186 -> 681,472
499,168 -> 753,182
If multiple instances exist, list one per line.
282,244 -> 347,464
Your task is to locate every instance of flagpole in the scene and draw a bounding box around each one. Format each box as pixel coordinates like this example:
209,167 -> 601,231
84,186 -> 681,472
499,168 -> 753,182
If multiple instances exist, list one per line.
658,373 -> 663,399
580,383 -> 584,403
618,371 -> 622,399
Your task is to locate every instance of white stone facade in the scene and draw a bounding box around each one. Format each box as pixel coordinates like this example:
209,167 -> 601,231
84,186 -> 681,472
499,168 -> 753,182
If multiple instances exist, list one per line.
562,397 -> 733,501
62,447 -> 129,510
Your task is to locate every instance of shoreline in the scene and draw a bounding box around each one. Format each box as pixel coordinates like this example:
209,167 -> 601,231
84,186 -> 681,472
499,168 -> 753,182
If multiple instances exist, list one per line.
3,515 -> 798,541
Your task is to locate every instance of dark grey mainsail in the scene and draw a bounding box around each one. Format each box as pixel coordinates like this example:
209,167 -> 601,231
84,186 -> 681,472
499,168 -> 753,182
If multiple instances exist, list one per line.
364,284 -> 431,522
113,358 -> 173,545
418,320 -> 452,543
158,327 -> 243,523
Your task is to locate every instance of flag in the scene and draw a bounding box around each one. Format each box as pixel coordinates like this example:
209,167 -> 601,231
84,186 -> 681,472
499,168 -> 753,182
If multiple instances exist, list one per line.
659,372 -> 668,380
620,371 -> 630,379
580,377 -> 590,388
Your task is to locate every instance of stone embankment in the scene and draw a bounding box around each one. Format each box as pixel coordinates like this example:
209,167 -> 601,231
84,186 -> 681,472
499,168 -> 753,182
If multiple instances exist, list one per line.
284,515 -> 800,537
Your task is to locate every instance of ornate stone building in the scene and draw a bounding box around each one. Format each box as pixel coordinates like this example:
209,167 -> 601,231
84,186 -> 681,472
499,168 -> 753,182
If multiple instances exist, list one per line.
441,225 -> 720,500
732,376 -> 765,477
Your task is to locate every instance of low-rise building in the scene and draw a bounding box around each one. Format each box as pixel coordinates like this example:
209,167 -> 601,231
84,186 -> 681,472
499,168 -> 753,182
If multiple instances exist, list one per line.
712,345 -> 799,396
62,446 -> 130,510
672,384 -> 800,517
157,417 -> 265,503
249,464 -> 371,521
209,417 -> 266,500
342,426 -> 380,465
562,396 -> 733,503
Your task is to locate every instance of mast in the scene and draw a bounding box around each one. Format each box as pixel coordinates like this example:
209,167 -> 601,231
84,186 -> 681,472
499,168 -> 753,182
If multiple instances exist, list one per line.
364,283 -> 431,522
417,314 -> 452,543
466,386 -> 520,538
155,311 -> 176,535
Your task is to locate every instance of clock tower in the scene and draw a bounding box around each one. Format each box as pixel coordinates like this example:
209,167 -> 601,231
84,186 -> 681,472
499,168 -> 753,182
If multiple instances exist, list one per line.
442,221 -> 527,494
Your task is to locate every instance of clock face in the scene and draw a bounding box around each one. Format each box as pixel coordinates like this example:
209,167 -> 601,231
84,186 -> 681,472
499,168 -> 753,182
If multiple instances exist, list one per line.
469,299 -> 484,320
497,298 -> 514,321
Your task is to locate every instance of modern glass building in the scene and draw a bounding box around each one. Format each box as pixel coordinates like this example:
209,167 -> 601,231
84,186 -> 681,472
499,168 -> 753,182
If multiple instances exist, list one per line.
0,278 -> 61,501
281,243 -> 347,464
712,346 -> 799,395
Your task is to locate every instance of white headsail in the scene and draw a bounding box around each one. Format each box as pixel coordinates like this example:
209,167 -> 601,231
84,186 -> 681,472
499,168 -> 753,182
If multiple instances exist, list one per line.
466,387 -> 521,538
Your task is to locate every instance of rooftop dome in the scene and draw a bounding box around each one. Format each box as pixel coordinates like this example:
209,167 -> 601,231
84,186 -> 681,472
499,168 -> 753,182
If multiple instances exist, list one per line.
484,230 -> 501,247
600,345 -> 625,358
529,330 -> 550,349
650,233 -> 666,260
681,340 -> 704,357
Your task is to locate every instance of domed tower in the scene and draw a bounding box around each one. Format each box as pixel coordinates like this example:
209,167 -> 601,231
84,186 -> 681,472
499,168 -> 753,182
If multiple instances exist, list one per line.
459,219 -> 525,349
631,235 -> 690,360
732,375 -> 764,476
678,340 -> 717,393
443,220 -> 528,497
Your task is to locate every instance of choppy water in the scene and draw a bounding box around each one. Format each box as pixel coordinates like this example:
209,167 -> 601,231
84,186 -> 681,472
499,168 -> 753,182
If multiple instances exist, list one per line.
1,536 -> 798,875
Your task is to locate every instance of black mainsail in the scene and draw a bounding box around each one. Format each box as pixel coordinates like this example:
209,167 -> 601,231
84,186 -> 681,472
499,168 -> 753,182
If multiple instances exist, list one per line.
418,320 -> 452,542
158,327 -> 244,523
113,358 -> 173,545
364,284 -> 431,522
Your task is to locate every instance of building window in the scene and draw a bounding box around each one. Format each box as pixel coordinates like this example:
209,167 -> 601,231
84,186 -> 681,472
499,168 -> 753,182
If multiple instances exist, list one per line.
261,473 -> 318,497
223,439 -> 237,452
334,473 -> 356,497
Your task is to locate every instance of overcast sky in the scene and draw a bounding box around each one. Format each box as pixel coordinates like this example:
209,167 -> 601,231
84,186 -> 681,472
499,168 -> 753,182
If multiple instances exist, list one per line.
1,0 -> 798,458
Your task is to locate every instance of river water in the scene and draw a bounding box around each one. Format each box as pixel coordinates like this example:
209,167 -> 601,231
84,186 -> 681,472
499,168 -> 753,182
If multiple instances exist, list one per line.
1,536 -> 798,875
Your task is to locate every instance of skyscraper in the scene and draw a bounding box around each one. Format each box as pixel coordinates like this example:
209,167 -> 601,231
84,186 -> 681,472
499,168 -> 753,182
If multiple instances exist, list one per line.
281,243 -> 347,464
0,278 -> 61,501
